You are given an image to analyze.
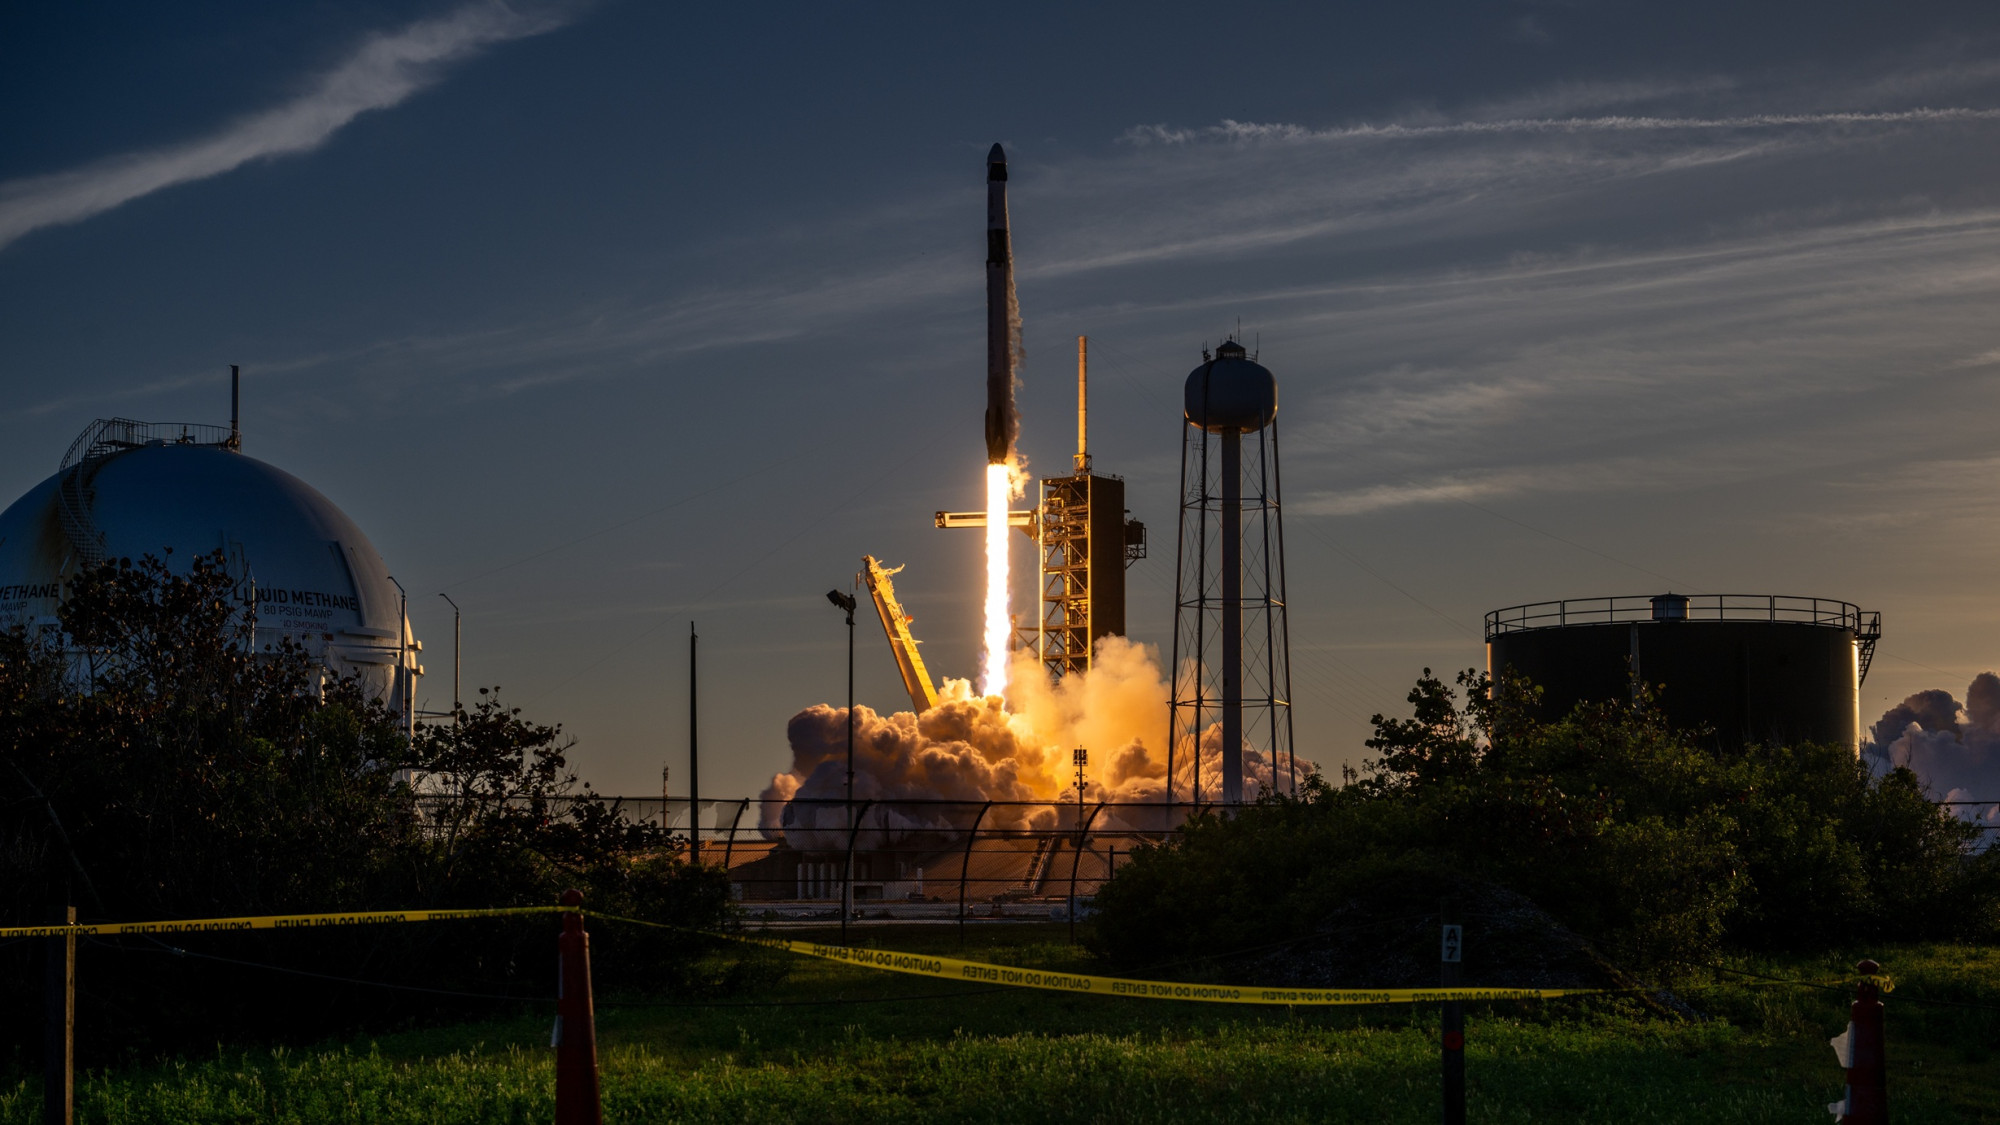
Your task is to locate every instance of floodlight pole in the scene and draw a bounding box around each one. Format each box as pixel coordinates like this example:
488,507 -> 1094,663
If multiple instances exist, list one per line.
827,586 -> 859,946
1071,746 -> 1088,942
388,575 -> 411,742
438,593 -> 461,714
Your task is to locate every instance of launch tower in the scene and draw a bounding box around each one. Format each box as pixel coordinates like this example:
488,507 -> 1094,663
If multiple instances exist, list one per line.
1169,339 -> 1294,803
938,336 -> 1146,678
1035,337 -> 1146,675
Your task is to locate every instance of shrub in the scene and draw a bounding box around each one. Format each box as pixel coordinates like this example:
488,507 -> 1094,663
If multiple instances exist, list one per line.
1090,669 -> 2000,977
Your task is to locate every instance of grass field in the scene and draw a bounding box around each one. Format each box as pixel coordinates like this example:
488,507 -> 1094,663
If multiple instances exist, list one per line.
2,923 -> 1995,1123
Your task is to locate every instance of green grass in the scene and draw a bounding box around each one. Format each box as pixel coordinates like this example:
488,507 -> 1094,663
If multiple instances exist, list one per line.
3,926 -> 1995,1123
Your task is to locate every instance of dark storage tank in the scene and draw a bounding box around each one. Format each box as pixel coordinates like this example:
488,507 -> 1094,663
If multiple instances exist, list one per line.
1485,594 -> 1880,754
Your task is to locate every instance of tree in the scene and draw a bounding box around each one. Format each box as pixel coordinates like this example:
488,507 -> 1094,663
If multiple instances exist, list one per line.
1,552 -> 738,1060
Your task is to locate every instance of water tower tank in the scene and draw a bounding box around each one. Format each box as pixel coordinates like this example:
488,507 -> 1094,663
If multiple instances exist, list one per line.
0,418 -> 419,710
1485,593 -> 1879,753
1184,339 -> 1277,433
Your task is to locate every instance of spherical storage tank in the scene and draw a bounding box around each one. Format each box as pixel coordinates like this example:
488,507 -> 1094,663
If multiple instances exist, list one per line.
0,418 -> 420,710
1485,593 -> 1879,753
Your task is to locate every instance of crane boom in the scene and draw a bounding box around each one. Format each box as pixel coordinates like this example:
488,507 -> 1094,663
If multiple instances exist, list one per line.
862,555 -> 940,713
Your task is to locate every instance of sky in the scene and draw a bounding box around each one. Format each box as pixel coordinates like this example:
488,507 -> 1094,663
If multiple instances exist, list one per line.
6,1 -> 2000,803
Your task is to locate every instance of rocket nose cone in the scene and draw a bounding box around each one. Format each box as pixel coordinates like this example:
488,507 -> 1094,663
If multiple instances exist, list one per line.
987,143 -> 1008,181
988,143 -> 1006,163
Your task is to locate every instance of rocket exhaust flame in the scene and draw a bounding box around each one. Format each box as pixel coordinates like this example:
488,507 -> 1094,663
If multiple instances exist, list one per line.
982,462 -> 1011,696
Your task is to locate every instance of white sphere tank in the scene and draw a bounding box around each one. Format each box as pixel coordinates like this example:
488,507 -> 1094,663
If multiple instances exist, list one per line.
0,418 -> 419,711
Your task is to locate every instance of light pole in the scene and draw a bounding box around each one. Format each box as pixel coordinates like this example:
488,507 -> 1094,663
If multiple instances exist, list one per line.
387,575 -> 411,742
437,593 -> 461,715
1071,746 -> 1087,943
827,587 -> 858,946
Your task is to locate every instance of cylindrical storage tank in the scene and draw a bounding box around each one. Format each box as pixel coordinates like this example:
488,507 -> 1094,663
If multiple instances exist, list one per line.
0,419 -> 419,710
1485,594 -> 1877,754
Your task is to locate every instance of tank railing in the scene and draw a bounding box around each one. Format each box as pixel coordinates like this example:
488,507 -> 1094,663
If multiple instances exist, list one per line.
1485,594 -> 1875,641
60,418 -> 236,472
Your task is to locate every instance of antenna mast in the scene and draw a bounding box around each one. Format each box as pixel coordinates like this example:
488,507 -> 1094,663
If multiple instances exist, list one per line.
229,365 -> 241,451
1074,336 -> 1091,475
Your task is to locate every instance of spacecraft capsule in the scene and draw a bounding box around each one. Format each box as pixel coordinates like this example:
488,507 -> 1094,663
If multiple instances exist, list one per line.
984,143 -> 1018,465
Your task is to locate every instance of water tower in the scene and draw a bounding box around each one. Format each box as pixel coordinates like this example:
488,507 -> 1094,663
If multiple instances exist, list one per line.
1169,340 -> 1295,803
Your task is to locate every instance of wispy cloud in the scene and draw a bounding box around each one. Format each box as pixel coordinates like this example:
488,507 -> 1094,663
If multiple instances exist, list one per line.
50,52 -> 2000,491
0,1 -> 574,253
1118,107 -> 2000,147
1464,76 -> 1740,120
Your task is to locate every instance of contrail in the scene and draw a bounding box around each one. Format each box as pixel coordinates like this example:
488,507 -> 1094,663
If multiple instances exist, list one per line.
1123,106 -> 2000,147
0,1 -> 576,254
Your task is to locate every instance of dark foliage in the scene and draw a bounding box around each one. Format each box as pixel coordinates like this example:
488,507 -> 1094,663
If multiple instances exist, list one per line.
0,553 -> 737,1065
1091,668 -> 2000,980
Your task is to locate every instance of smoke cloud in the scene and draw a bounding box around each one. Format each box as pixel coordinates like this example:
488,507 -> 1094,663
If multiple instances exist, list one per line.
762,635 -> 1312,849
1863,674 -> 2000,837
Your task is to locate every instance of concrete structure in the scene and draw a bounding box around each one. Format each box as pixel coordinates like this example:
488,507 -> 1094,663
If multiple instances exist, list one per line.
0,415 -> 422,721
1485,593 -> 1879,752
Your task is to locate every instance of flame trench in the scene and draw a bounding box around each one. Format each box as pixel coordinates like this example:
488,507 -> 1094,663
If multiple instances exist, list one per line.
981,462 -> 1011,697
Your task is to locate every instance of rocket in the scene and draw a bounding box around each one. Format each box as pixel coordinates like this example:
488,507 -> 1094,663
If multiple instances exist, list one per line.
984,143 -> 1019,465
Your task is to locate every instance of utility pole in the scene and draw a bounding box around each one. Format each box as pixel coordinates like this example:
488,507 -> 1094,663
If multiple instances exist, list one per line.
689,623 -> 699,862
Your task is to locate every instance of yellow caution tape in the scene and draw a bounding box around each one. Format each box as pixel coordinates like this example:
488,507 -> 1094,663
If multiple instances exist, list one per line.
740,934 -> 1597,1005
0,905 -> 569,940
592,913 -> 1601,1006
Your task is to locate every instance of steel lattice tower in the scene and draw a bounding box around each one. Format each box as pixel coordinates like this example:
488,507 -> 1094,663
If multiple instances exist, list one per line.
1168,340 -> 1295,803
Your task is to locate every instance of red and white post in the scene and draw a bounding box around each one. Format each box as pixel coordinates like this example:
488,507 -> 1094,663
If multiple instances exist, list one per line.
554,889 -> 602,1125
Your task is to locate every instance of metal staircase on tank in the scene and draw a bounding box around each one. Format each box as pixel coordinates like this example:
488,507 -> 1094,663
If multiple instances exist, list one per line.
54,418 -> 236,572
1857,610 -> 1882,684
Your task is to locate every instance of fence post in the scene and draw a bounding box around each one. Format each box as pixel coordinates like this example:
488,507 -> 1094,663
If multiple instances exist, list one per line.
43,904 -> 74,1125
554,889 -> 602,1125
1441,904 -> 1464,1125
1831,958 -> 1888,1124
958,801 -> 993,945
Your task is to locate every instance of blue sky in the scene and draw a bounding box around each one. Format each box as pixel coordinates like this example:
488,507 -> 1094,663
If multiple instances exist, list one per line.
7,1 -> 2000,799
